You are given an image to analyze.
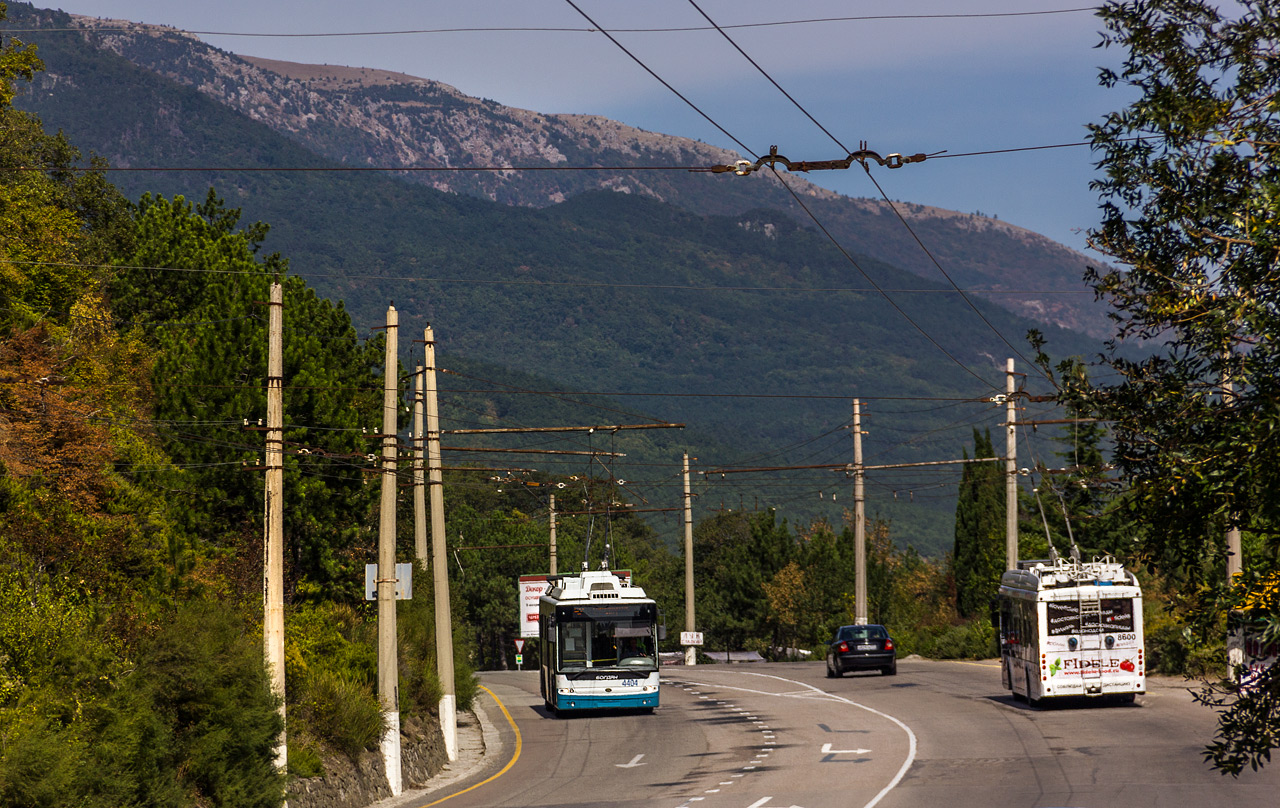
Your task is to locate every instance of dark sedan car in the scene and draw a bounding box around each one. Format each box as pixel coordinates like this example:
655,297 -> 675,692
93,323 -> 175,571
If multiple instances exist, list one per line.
825,624 -> 896,677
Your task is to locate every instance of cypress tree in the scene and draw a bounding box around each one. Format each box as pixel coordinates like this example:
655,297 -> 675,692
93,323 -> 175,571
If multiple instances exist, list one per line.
953,428 -> 1003,617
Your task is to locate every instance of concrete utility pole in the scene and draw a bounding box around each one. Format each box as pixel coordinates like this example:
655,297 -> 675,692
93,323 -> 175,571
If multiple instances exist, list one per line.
548,493 -> 558,576
1223,363 -> 1242,582
377,306 -> 401,796
1006,358 -> 1019,571
683,453 -> 696,666
263,281 -> 286,774
853,399 -> 867,626
424,326 -> 458,762
413,366 -> 428,562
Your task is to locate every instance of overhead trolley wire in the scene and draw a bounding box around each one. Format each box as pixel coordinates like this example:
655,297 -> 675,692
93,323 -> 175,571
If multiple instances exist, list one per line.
561,0 -> 757,160
564,0 -> 1000,392
680,0 -> 1024,392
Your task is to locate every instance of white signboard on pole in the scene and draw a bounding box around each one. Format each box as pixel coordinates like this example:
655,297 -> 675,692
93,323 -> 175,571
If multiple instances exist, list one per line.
518,575 -> 549,639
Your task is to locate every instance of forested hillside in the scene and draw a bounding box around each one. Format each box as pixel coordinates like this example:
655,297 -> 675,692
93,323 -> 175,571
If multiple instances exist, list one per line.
0,1 -> 1119,554
6,1 -> 1111,338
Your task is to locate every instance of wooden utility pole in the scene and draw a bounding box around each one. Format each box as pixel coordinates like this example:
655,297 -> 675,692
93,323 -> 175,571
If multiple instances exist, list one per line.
424,326 -> 457,762
262,281 -> 286,773
377,306 -> 401,795
683,453 -> 696,666
413,366 -> 428,562
853,399 -> 867,626
1005,359 -> 1019,571
548,493 -> 558,575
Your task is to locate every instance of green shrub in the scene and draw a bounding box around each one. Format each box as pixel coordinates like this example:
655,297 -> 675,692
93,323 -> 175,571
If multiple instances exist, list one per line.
286,743 -> 325,779
302,669 -> 384,759
894,617 -> 997,660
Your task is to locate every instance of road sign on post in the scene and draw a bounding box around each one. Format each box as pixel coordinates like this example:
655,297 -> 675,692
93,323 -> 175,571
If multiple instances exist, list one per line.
681,631 -> 704,646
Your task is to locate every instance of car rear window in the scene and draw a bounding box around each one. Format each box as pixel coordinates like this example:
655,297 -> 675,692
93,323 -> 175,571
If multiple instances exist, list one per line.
838,626 -> 888,641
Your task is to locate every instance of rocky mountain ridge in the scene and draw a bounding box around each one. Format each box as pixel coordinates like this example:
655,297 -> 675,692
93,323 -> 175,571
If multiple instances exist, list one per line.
39,7 -> 1112,337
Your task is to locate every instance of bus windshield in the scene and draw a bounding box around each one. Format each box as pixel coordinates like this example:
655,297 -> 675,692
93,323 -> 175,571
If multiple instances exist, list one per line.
557,604 -> 657,670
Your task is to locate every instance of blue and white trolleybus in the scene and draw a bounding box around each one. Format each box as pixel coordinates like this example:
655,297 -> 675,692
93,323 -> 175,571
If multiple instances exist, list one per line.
538,568 -> 662,713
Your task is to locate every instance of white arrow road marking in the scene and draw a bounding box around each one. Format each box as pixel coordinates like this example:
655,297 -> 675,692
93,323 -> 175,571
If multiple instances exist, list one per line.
746,798 -> 806,808
615,754 -> 646,768
821,743 -> 871,755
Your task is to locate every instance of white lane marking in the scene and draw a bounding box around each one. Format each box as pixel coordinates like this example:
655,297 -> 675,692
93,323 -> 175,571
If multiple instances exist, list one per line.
821,743 -> 871,755
683,671 -> 918,808
616,754 -> 647,768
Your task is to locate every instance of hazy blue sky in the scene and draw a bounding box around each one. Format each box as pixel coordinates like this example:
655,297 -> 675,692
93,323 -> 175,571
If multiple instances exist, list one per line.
44,2 -> 1126,254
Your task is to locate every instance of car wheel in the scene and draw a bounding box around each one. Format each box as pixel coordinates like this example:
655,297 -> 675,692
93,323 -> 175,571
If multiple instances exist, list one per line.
825,659 -> 834,678
833,662 -> 844,678
882,661 -> 897,676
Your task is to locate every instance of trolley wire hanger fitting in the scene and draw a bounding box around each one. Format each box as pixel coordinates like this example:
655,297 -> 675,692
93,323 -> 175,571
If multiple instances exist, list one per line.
699,142 -> 938,176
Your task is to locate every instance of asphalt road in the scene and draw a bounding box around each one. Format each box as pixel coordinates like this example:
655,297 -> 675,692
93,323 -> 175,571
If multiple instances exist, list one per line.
397,659 -> 1280,808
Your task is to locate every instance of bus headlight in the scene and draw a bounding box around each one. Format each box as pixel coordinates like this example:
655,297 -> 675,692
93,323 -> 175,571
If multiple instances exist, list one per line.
1105,635 -> 1115,649
1068,637 -> 1078,651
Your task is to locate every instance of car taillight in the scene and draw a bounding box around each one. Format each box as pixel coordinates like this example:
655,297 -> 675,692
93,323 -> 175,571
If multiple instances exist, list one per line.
884,639 -> 894,651
838,641 -> 849,653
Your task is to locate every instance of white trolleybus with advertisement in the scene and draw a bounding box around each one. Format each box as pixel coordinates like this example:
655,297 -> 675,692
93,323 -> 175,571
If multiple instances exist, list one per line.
998,555 -> 1145,705
537,566 -> 663,713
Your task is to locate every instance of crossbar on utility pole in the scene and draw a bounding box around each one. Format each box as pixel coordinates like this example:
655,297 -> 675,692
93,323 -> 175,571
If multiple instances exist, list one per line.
441,446 -> 626,457
445,423 -> 683,435
699,457 -> 999,476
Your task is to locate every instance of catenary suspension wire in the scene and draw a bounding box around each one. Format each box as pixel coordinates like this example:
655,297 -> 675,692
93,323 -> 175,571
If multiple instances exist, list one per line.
684,0 -> 848,154
677,0 -> 1044,389
858,167 -> 1055,386
555,2 -> 999,391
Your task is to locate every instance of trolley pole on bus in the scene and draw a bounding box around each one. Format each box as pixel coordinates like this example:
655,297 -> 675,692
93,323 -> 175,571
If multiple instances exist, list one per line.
853,399 -> 867,626
424,326 -> 458,762
1005,359 -> 1019,571
376,305 -> 401,795
683,453 -> 696,666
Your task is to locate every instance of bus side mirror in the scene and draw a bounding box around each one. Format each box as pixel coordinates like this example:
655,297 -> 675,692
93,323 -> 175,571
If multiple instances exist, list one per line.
657,625 -> 666,641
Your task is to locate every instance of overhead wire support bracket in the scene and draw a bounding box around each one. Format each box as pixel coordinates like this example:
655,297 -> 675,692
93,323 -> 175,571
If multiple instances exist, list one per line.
699,142 -> 935,177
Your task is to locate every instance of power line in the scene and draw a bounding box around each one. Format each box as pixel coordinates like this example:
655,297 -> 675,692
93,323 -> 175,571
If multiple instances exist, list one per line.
4,8 -> 1094,39
4,257 -> 1096,295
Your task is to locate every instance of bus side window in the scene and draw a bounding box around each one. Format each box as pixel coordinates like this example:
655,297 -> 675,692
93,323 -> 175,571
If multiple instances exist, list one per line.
561,623 -> 587,668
